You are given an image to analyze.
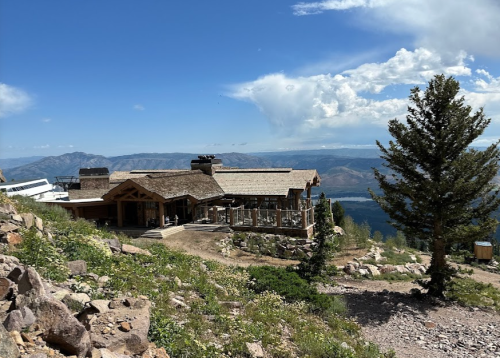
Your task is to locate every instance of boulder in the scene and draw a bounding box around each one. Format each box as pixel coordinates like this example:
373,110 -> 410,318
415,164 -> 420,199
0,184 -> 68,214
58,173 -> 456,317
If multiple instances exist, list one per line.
0,277 -> 14,300
0,222 -> 20,233
63,292 -> 91,312
67,260 -> 88,276
89,300 -> 111,314
0,203 -> 16,215
34,217 -> 44,231
0,324 -> 19,358
20,213 -> 35,229
121,244 -> 151,256
5,232 -> 23,245
364,264 -> 380,276
246,341 -> 264,358
31,296 -> 91,357
3,309 -> 24,332
102,238 -> 122,253
18,267 -> 46,296
6,266 -> 24,284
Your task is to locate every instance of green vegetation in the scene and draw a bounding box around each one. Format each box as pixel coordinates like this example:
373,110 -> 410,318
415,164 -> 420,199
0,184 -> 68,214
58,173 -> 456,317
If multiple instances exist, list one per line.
298,192 -> 337,280
370,75 -> 500,297
332,200 -> 346,228
445,277 -> 500,311
2,194 -> 393,358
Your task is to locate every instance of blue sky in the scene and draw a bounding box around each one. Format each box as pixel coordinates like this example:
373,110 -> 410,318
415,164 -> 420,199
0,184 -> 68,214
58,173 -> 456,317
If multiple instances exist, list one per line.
2,0 -> 500,159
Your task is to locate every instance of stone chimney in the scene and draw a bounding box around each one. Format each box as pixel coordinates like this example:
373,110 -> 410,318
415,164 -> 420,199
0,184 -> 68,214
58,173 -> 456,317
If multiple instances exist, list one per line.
190,155 -> 222,176
79,167 -> 110,190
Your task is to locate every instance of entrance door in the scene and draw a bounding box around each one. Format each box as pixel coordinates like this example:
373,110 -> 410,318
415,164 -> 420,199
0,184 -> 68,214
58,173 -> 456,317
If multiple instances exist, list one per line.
124,202 -> 138,226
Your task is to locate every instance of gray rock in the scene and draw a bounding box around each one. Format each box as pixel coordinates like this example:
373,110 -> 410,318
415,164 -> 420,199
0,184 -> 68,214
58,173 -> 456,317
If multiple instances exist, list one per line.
246,341 -> 264,358
31,296 -> 91,357
0,203 -> 17,216
3,310 -> 24,332
89,299 -> 110,314
102,238 -> 122,253
34,216 -> 44,231
0,277 -> 13,300
67,260 -> 87,276
0,222 -> 20,233
18,267 -> 45,296
62,293 -> 91,312
0,323 -> 19,358
20,213 -> 34,229
7,266 -> 25,284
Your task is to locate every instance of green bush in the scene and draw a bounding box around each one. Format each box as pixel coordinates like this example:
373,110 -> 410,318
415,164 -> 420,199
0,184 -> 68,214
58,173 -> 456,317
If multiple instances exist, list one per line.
446,277 -> 500,310
248,266 -> 345,314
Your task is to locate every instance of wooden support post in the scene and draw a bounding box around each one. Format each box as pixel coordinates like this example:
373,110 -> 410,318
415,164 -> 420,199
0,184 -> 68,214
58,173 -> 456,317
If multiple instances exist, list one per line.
230,208 -> 234,226
294,191 -> 300,210
307,186 -> 311,208
204,206 -> 208,219
159,202 -> 165,227
252,208 -> 257,227
117,200 -> 123,227
276,209 -> 282,228
309,207 -> 314,227
302,210 -> 307,229
213,206 -> 218,224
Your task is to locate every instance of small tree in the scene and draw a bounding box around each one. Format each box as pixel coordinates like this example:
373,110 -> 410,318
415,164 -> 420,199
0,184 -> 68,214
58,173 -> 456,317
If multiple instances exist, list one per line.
373,230 -> 383,243
298,192 -> 335,279
331,200 -> 345,227
370,75 -> 500,297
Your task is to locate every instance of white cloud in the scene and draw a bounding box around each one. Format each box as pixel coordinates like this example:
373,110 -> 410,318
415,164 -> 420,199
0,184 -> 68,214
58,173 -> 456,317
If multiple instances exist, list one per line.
42,118 -> 52,123
133,104 -> 145,111
34,145 -> 50,149
229,47 -> 471,133
292,0 -> 500,58
0,83 -> 33,118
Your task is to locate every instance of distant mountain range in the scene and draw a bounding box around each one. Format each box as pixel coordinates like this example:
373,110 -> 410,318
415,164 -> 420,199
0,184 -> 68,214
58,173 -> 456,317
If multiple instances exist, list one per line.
1,149 -> 385,196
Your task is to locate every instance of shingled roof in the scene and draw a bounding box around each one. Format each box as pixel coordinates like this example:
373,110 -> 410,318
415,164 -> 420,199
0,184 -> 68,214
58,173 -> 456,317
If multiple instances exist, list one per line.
104,170 -> 224,202
212,168 -> 320,196
109,170 -> 187,184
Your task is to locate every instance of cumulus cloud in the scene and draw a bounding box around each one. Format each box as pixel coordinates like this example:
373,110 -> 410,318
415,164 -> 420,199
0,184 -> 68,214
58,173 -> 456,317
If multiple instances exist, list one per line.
229,47 -> 472,134
133,104 -> 145,111
292,0 -> 500,58
0,83 -> 32,118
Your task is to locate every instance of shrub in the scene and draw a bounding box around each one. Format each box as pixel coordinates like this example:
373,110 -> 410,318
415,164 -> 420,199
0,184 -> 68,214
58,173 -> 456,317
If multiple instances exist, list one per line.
248,266 -> 345,314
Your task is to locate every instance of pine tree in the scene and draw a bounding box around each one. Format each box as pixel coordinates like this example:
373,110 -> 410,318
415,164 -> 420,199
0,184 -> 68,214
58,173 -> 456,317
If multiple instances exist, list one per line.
332,200 -> 345,227
369,75 -> 500,297
298,192 -> 335,279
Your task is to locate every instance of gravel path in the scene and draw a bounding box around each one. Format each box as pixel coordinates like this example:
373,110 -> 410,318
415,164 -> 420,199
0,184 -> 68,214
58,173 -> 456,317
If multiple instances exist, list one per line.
322,282 -> 500,358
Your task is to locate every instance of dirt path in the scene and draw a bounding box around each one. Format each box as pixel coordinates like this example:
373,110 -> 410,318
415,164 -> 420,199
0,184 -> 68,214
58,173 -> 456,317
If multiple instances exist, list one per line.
135,230 -> 299,267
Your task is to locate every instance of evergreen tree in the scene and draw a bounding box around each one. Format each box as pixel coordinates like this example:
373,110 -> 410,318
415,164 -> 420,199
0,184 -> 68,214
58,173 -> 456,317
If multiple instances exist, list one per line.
298,192 -> 335,279
369,75 -> 500,297
331,200 -> 345,227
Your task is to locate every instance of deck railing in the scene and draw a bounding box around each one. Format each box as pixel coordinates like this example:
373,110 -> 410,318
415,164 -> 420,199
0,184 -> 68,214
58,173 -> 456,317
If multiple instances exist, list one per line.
194,205 -> 314,229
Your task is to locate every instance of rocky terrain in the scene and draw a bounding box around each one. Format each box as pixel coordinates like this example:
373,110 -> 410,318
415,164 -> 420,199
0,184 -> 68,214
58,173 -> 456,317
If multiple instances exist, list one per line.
0,202 -> 167,358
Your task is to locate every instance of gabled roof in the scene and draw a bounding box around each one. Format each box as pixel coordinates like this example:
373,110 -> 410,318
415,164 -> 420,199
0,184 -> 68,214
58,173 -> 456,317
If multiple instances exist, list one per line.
103,171 -> 225,203
212,168 -> 320,196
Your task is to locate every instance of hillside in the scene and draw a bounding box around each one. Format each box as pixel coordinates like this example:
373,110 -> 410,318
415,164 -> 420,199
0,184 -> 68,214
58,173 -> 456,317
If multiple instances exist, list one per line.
0,194 -> 393,358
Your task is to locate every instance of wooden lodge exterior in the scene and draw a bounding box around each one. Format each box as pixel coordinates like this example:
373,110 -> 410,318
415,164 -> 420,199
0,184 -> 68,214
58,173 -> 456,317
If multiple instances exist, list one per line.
51,156 -> 321,237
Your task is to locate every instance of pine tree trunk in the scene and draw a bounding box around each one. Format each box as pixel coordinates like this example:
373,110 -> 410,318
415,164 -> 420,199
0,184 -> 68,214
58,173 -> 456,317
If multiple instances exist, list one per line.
428,220 -> 447,297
